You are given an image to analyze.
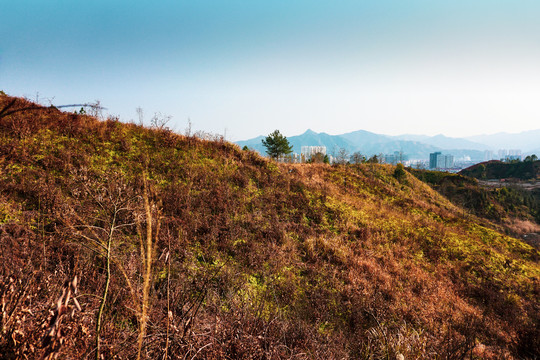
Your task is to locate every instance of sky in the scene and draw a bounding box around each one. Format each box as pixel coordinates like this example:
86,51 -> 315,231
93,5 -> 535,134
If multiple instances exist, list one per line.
1,0 -> 540,141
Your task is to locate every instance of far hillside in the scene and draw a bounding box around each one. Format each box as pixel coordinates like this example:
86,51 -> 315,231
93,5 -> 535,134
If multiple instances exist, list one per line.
460,159 -> 540,180
410,169 -> 540,239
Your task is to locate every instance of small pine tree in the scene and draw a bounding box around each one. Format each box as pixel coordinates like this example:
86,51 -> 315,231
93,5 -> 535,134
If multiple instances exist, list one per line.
367,155 -> 379,164
393,163 -> 406,181
524,154 -> 538,162
262,130 -> 293,159
323,154 -> 330,164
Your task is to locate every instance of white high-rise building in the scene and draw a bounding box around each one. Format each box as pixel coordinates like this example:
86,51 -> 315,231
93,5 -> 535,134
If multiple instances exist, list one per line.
301,146 -> 326,159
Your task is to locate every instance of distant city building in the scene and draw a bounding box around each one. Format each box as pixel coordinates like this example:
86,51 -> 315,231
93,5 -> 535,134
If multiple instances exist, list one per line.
383,151 -> 407,165
484,150 -> 494,161
291,153 -> 302,163
507,149 -> 522,161
440,154 -> 454,169
429,152 -> 441,169
429,152 -> 454,169
411,160 -> 428,169
498,149 -> 522,162
301,146 -> 326,160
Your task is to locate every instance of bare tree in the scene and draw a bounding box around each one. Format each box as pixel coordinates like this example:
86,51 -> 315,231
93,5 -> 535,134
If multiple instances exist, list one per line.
136,107 -> 144,126
136,175 -> 161,360
69,170 -> 138,360
0,99 -> 104,120
88,100 -> 104,119
150,112 -> 172,130
185,118 -> 192,137
351,151 -> 365,164
336,148 -> 350,165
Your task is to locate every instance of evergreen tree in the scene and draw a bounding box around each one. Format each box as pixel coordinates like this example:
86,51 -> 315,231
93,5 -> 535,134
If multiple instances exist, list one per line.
262,130 -> 293,159
393,163 -> 406,181
323,154 -> 330,164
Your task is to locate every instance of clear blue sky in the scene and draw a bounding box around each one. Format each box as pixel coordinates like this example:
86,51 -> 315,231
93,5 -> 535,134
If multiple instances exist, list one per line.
2,1 -> 540,140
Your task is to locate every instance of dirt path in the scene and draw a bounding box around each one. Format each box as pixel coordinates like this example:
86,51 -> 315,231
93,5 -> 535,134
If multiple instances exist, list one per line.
478,180 -> 540,190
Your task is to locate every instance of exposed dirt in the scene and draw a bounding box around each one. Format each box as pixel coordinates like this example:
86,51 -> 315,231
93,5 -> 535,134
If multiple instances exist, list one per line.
522,233 -> 540,249
478,179 -> 540,190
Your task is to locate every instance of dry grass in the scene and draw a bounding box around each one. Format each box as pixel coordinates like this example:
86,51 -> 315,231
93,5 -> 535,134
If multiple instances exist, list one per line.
0,94 -> 539,359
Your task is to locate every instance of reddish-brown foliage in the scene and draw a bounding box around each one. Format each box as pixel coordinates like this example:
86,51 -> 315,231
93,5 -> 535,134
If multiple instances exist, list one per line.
0,94 -> 538,359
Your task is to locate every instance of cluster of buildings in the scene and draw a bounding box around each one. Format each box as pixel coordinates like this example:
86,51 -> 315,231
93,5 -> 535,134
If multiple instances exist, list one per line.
381,151 -> 408,165
429,152 -> 455,170
298,147 -> 410,165
287,145 -> 525,171
282,146 -> 332,163
301,146 -> 327,159
484,149 -> 522,162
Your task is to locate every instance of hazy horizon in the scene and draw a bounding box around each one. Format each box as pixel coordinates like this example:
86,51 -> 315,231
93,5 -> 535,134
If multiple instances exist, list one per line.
2,1 -> 540,141
237,127 -> 540,142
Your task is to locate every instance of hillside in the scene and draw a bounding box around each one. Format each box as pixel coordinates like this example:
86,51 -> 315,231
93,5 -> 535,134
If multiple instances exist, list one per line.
460,160 -> 540,180
410,169 -> 540,238
1,94 -> 539,359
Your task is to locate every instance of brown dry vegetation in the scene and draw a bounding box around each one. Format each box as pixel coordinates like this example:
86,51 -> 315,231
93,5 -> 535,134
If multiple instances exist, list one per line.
0,94 -> 539,359
409,169 -> 540,238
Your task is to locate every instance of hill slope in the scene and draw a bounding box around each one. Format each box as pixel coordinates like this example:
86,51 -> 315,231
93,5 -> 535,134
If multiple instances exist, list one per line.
410,169 -> 540,236
1,94 -> 539,359
460,160 -> 540,180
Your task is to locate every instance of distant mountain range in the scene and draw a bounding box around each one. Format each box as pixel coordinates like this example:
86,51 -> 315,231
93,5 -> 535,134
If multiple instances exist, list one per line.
236,129 -> 540,160
466,129 -> 540,152
393,134 -> 488,151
